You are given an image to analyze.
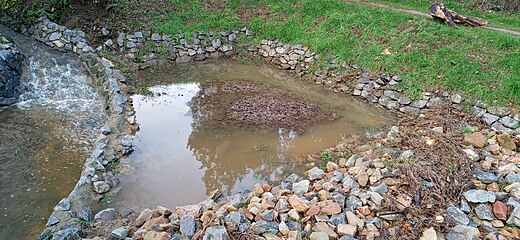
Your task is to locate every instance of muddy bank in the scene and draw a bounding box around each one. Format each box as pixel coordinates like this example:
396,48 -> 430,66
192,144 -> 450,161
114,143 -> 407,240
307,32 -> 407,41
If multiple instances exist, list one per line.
192,81 -> 336,132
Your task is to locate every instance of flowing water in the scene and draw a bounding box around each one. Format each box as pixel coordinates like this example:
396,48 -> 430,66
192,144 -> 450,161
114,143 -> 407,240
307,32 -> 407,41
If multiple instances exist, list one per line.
108,61 -> 393,211
0,27 -> 104,239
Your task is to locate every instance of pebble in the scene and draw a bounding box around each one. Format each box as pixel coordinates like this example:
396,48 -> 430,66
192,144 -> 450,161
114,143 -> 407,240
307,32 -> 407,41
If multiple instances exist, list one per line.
446,206 -> 470,225
308,167 -> 325,180
463,189 -> 495,203
475,204 -> 495,221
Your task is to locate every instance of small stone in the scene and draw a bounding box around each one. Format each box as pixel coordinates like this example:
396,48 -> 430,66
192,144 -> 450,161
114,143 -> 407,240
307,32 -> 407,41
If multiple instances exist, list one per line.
288,195 -> 309,212
463,189 -> 495,203
337,224 -> 357,237
475,204 -> 495,221
464,132 -> 487,148
499,116 -> 519,129
450,94 -> 464,104
95,208 -> 118,221
506,207 -> 520,227
483,113 -> 500,125
308,167 -> 325,180
151,33 -> 162,41
93,181 -> 110,194
487,182 -> 500,192
471,106 -> 487,117
506,173 -> 520,184
46,215 -> 59,227
497,134 -> 517,151
345,211 -> 364,229
446,225 -> 480,240
369,183 -> 388,194
309,232 -> 329,240
493,201 -> 509,220
431,127 -> 444,133
279,221 -> 290,236
252,220 -> 278,235
134,209 -> 153,227
357,172 -> 369,187
180,215 -> 196,237
111,228 -> 128,239
288,209 -> 300,221
369,191 -> 383,205
203,226 -> 230,240
463,149 -> 480,161
473,170 -> 498,183
446,206 -> 470,225
419,227 -> 437,240
293,180 -> 310,195
320,202 -> 341,215
312,222 -> 337,239
54,198 -> 71,211
306,205 -> 320,216
101,28 -> 110,36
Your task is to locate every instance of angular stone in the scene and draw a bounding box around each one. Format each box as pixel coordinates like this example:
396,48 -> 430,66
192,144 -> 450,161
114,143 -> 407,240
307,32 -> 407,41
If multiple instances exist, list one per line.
310,232 -> 329,240
312,222 -> 337,239
483,113 -> 500,125
134,209 -> 153,227
493,201 -> 509,220
473,170 -> 498,183
180,215 -> 196,237
463,189 -> 495,203
497,134 -> 517,151
320,202 -> 341,215
252,220 -> 278,235
93,181 -> 110,194
506,173 -> 520,184
111,228 -> 128,239
308,167 -> 325,180
419,227 -> 437,240
203,226 -> 230,240
463,149 -> 480,161
506,207 -> 520,227
345,211 -> 364,229
54,198 -> 71,211
293,180 -> 310,195
288,195 -> 309,212
475,204 -> 495,221
446,206 -> 469,225
445,225 -> 480,240
499,116 -> 519,129
337,224 -> 357,237
464,132 -> 486,148
95,208 -> 118,221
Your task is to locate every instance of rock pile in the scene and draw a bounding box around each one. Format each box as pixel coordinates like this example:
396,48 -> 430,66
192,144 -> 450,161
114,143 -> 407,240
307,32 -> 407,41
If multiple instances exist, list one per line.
27,16 -> 94,54
0,35 -> 23,106
102,28 -> 250,63
445,130 -> 520,239
252,40 -> 316,72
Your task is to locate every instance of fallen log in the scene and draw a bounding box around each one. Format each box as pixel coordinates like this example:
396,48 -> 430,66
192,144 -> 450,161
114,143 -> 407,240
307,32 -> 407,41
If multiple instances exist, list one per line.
429,3 -> 488,27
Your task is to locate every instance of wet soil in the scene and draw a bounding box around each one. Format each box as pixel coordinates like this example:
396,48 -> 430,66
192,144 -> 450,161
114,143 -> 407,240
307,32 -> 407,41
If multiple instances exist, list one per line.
192,81 -> 337,133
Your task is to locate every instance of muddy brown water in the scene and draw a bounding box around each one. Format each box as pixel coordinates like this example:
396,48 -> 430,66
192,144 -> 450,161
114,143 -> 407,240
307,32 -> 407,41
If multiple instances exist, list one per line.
108,61 -> 393,211
0,106 -> 102,239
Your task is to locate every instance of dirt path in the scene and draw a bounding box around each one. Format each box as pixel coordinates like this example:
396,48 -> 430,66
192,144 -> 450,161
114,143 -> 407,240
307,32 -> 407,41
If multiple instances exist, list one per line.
350,1 -> 520,37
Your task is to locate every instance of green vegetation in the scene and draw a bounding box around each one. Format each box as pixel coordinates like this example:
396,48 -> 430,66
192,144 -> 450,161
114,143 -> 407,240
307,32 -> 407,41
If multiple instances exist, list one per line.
149,0 -> 520,107
107,161 -> 121,174
462,126 -> 476,135
78,219 -> 93,228
100,195 -> 113,204
320,149 -> 333,161
368,0 -> 520,31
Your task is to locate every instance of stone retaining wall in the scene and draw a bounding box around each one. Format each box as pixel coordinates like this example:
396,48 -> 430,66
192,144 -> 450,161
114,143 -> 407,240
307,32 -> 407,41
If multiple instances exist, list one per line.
0,35 -> 23,106
33,27 -> 133,240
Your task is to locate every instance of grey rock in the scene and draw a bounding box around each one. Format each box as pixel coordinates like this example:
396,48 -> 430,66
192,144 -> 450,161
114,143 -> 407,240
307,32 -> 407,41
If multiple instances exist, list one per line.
507,207 -> 520,227
212,39 -> 222,49
474,204 -> 495,221
339,237 -> 358,240
93,181 -> 110,194
310,232 -> 329,240
151,33 -> 162,41
506,197 -> 520,208
308,167 -> 325,181
398,95 -> 411,105
463,189 -> 495,203
499,116 -> 519,129
369,183 -> 388,194
473,170 -> 498,183
460,200 -> 471,214
383,90 -> 400,100
94,208 -> 117,221
506,173 -> 520,184
471,106 -> 486,117
260,210 -> 275,221
387,126 -> 399,140
446,206 -> 470,225
203,226 -> 230,240
328,213 -> 346,226
180,215 -> 196,237
54,198 -> 71,211
111,228 -> 128,239
450,94 -> 464,104
342,175 -> 359,189
446,225 -> 480,240
487,107 -> 510,117
252,220 -> 278,234
411,99 -> 428,108
293,180 -> 310,195
483,113 -> 500,125
46,214 -> 59,226
101,28 -> 110,36
48,32 -> 62,41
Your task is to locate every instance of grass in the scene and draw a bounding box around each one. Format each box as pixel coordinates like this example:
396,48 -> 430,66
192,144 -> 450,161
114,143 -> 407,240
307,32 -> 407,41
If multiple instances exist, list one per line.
367,0 -> 520,31
320,149 -> 333,161
462,126 -> 476,135
147,0 -> 520,107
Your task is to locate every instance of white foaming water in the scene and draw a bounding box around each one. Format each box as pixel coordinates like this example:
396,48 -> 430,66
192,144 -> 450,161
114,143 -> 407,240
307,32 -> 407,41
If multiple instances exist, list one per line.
17,56 -> 101,113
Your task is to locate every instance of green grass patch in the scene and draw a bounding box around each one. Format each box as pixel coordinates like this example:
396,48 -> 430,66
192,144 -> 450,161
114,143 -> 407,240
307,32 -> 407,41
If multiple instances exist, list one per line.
151,0 -> 520,107
367,0 -> 520,31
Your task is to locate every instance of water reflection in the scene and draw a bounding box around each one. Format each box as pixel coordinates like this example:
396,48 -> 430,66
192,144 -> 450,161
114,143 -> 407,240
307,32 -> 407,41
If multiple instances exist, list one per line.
109,62 -> 393,211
